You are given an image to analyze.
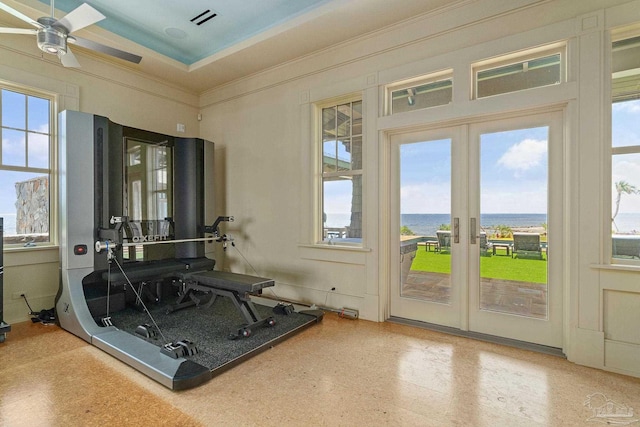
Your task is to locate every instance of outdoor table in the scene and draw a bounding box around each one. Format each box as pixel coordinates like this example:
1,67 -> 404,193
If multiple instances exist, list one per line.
493,242 -> 512,256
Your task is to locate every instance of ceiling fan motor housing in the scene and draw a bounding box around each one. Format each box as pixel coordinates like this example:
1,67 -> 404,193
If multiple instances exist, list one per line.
36,17 -> 68,55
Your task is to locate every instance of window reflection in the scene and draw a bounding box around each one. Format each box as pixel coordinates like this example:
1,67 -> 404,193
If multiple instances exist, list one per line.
124,138 -> 173,261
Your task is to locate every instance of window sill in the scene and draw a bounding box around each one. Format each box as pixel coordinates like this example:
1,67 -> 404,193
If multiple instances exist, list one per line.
298,243 -> 371,265
299,243 -> 371,252
5,244 -> 58,252
591,263 -> 640,273
4,245 -> 59,267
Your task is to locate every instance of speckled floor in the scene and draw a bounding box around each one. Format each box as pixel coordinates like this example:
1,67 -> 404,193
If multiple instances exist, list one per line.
2,314 -> 640,426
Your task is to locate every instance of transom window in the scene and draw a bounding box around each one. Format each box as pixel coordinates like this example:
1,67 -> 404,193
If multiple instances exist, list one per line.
386,71 -> 453,114
320,99 -> 363,245
0,86 -> 53,246
473,47 -> 564,99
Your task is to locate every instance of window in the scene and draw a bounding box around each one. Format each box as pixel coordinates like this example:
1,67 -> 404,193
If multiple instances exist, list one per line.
320,99 -> 363,244
0,86 -> 53,246
386,72 -> 453,114
474,47 -> 564,99
611,35 -> 640,262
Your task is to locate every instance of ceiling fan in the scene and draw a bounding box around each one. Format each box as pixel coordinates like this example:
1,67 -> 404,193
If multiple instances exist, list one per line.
0,0 -> 141,67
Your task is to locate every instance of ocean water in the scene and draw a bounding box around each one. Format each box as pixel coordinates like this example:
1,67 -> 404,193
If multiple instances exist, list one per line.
401,214 -> 547,236
326,212 -> 640,236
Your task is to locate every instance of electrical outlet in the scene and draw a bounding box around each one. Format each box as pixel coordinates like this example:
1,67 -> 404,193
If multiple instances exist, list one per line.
12,292 -> 26,300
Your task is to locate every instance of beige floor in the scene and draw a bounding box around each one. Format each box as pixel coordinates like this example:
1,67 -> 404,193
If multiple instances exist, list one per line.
2,314 -> 640,426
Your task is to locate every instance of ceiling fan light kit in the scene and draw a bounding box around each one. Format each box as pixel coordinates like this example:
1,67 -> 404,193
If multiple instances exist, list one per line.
36,17 -> 66,55
0,0 -> 142,67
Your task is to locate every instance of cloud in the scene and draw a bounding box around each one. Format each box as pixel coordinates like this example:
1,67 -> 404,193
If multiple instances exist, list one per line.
612,99 -> 640,114
401,182 -> 451,213
497,138 -> 547,173
1,130 -> 50,168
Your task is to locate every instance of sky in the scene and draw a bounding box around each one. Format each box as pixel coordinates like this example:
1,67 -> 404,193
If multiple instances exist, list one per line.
399,126 -> 549,215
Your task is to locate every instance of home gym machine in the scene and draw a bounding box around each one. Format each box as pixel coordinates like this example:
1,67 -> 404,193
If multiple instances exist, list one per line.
56,111 -> 284,390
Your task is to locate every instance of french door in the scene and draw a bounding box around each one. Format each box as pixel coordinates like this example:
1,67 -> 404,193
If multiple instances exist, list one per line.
389,111 -> 563,348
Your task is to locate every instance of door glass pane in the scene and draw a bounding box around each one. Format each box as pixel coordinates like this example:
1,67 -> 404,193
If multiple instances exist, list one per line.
400,139 -> 452,304
479,127 -> 548,319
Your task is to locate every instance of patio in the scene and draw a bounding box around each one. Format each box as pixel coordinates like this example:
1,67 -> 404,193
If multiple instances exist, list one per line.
403,270 -> 548,319
403,248 -> 548,319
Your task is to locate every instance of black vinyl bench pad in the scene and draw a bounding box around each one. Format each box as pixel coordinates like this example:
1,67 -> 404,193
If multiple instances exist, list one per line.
185,271 -> 274,294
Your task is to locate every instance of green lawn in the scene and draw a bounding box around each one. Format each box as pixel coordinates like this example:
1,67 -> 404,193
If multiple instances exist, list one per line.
411,249 -> 547,284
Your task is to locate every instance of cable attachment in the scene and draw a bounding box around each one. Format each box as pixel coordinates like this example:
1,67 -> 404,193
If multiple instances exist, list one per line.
203,216 -> 234,239
218,234 -> 234,251
95,240 -> 117,260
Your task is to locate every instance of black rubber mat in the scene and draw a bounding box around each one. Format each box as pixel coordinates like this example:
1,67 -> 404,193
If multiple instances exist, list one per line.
107,296 -> 322,372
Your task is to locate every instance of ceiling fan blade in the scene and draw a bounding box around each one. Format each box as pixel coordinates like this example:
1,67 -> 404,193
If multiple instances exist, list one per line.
55,3 -> 105,33
59,47 -> 80,68
0,1 -> 43,28
71,36 -> 142,64
0,27 -> 37,35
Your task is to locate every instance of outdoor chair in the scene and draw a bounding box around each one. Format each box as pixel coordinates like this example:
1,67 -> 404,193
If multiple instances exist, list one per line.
436,230 -> 451,253
512,232 -> 543,259
612,235 -> 640,259
479,232 -> 492,256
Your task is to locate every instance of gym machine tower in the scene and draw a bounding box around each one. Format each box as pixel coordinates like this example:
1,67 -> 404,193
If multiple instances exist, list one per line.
56,111 -> 216,389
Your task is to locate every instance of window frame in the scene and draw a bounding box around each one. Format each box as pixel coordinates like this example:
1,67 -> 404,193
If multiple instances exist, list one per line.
0,82 -> 57,249
315,95 -> 364,247
610,33 -> 640,265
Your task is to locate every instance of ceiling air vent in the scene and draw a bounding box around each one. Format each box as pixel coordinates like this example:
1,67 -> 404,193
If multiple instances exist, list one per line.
191,10 -> 217,26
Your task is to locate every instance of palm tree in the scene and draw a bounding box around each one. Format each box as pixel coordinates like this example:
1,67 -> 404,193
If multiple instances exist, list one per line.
612,180 -> 639,231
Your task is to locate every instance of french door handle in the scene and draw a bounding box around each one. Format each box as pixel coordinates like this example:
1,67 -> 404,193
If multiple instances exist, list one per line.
453,217 -> 460,243
470,217 -> 477,244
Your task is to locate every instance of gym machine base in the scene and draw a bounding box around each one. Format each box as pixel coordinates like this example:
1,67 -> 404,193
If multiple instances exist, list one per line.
56,111 -> 226,389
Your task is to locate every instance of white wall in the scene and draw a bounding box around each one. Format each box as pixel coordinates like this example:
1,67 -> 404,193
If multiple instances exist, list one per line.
199,0 -> 640,378
0,35 -> 199,323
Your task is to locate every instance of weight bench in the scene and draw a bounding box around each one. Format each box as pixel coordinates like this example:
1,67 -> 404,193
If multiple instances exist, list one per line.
167,271 -> 276,339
